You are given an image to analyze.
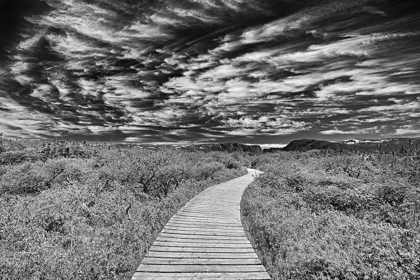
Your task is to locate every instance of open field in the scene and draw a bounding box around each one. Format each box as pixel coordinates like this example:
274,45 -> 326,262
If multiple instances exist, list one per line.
0,139 -> 247,280
242,150 -> 420,279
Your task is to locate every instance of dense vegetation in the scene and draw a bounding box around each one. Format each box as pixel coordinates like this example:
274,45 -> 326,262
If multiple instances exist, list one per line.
242,150 -> 420,280
0,139 -> 247,280
2,137 -> 419,280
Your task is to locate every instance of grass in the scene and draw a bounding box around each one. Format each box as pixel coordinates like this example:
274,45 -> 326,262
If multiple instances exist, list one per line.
0,139 -> 247,279
242,151 -> 420,280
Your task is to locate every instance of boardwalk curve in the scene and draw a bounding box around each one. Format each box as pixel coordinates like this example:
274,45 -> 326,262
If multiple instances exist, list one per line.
132,169 -> 271,279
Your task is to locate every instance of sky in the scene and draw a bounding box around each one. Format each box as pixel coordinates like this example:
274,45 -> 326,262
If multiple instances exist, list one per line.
0,0 -> 420,145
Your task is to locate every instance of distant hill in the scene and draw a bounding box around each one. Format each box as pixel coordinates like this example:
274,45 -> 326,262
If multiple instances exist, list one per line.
210,143 -> 263,154
283,139 -> 343,152
183,143 -> 263,154
263,147 -> 284,153
123,138 -> 420,155
282,138 -> 420,154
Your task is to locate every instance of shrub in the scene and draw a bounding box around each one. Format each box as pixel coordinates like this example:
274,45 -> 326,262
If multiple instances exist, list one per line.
0,142 -> 246,279
242,150 -> 420,279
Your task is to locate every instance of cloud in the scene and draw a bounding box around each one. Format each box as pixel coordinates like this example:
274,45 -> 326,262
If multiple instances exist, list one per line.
391,125 -> 420,136
359,102 -> 420,112
1,0 -> 420,144
320,127 -> 381,135
259,144 -> 288,149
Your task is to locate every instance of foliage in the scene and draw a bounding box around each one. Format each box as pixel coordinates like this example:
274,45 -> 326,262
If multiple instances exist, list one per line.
0,139 -> 246,280
242,151 -> 420,280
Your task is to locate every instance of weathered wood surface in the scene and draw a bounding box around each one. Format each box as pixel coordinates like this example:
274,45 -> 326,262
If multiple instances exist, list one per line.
132,169 -> 271,279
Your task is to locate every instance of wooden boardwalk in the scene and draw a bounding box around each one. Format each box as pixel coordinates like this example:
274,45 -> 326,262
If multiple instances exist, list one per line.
132,169 -> 271,279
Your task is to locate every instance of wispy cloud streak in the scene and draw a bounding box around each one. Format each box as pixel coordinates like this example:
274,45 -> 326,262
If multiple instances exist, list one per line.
0,0 -> 419,142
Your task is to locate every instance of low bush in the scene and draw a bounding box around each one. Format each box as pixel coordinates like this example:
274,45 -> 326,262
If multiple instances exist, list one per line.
0,142 -> 246,280
242,151 -> 420,279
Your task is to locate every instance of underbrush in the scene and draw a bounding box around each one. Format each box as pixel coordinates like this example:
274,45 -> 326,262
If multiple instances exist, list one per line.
242,152 -> 420,280
0,140 -> 246,280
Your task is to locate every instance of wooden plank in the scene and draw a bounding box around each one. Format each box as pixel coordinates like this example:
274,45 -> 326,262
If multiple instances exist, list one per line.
132,272 -> 271,279
146,252 -> 259,259
152,241 -> 253,248
175,215 -> 238,219
171,215 -> 238,219
171,219 -> 241,224
167,222 -> 242,227
179,208 -> 239,212
155,237 -> 251,244
178,209 -> 237,213
163,226 -> 244,232
158,233 -> 250,240
176,213 -> 231,217
179,208 -> 238,211
161,228 -> 246,237
164,225 -> 244,230
182,206 -> 240,209
163,225 -> 245,233
181,206 -> 238,208
169,218 -> 238,223
178,209 -> 234,212
149,246 -> 255,253
160,231 -> 246,238
169,218 -> 241,225
166,221 -> 243,227
166,221 -> 243,228
170,217 -> 239,220
175,211 -> 237,215
137,264 -> 267,273
172,215 -> 239,221
141,258 -> 261,265
171,215 -> 241,223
